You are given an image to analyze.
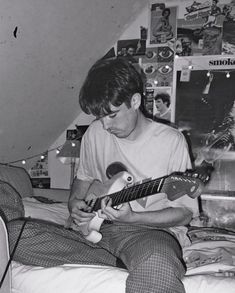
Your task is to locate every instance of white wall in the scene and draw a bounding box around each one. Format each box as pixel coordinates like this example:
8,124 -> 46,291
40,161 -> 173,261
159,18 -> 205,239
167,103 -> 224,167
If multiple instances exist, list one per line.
49,112 -> 94,189
0,0 -> 148,166
49,6 -> 150,189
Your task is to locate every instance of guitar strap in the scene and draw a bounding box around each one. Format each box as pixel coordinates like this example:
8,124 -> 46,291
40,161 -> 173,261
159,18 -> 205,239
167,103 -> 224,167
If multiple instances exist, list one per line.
0,217 -> 29,289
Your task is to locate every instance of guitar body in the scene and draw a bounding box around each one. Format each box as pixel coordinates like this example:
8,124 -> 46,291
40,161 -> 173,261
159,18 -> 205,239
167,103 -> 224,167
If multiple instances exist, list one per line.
78,171 -> 133,243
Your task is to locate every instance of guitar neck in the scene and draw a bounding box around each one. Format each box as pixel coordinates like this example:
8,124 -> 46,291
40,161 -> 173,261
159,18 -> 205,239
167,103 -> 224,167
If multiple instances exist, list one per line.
91,176 -> 165,212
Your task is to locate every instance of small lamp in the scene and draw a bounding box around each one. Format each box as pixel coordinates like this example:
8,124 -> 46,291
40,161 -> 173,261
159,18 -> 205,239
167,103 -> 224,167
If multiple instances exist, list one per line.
57,140 -> 81,188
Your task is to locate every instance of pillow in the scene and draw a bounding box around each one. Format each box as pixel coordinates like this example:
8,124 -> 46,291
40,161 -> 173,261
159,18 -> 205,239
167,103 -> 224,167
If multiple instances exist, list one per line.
0,164 -> 33,198
0,180 -> 25,221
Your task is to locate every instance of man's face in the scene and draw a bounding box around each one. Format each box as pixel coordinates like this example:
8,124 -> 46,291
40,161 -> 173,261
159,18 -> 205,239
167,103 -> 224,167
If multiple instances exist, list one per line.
155,98 -> 167,113
127,47 -> 135,56
99,100 -> 138,139
163,9 -> 170,17
212,0 -> 217,7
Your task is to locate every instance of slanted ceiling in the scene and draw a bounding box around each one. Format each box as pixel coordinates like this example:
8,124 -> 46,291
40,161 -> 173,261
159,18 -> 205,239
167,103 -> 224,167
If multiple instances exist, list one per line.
0,0 -> 147,164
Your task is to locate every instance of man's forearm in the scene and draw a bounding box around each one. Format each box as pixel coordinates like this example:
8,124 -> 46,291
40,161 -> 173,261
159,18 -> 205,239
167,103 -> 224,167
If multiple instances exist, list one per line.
68,179 -> 92,211
130,207 -> 192,227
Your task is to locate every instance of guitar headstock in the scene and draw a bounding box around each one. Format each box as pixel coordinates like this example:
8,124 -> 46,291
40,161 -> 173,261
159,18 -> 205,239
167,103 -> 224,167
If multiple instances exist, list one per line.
162,172 -> 204,201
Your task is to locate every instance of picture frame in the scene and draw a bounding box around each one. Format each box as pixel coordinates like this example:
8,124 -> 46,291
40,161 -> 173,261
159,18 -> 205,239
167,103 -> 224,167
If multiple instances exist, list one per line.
117,39 -> 146,64
30,177 -> 51,189
66,125 -> 89,141
147,2 -> 177,47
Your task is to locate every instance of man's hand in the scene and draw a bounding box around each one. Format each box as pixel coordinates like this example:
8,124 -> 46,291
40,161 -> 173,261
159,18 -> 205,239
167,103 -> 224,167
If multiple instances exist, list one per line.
69,198 -> 96,227
186,161 -> 214,185
99,197 -> 134,223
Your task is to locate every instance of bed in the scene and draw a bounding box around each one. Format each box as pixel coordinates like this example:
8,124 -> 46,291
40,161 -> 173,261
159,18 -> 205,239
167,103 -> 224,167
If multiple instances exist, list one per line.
0,164 -> 235,293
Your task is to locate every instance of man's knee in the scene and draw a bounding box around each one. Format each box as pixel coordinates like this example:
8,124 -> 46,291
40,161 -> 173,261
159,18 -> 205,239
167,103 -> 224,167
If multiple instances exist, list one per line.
126,251 -> 186,293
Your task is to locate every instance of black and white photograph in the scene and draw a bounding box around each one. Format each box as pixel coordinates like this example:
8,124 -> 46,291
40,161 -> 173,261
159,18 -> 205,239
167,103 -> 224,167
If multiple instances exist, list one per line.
175,65 -> 235,191
140,46 -> 174,88
1,1 -> 235,293
148,3 -> 177,45
117,39 -> 146,63
66,125 -> 89,141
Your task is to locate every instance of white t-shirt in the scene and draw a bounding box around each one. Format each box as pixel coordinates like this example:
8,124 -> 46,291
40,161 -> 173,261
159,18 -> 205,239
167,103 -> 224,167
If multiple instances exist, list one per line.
77,119 -> 199,245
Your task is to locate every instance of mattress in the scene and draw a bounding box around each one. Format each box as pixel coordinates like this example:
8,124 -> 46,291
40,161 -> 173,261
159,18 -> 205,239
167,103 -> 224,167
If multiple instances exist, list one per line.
10,197 -> 235,293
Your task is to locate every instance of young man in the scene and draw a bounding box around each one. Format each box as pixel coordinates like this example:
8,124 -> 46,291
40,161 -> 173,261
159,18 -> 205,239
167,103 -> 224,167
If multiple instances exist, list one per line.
68,58 -> 199,293
154,92 -> 171,121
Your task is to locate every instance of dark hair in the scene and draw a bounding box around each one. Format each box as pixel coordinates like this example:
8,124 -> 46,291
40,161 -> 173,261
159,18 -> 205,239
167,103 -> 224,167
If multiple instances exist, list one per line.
79,58 -> 144,117
154,92 -> 171,107
162,8 -> 171,16
126,44 -> 136,51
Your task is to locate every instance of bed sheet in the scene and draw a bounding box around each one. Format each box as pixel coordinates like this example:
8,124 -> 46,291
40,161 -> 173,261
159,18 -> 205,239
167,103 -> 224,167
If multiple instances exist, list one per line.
11,261 -> 235,293
23,197 -> 69,226
14,197 -> 235,293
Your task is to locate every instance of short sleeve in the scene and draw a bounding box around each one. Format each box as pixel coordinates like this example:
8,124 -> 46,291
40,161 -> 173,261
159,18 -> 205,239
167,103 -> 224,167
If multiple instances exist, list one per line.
76,131 -> 94,182
168,131 -> 192,173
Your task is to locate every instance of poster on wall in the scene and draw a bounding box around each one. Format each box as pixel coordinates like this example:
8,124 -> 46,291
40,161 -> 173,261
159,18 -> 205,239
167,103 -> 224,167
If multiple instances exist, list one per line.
28,152 -> 50,189
176,0 -> 235,56
139,46 -> 174,88
148,2 -> 177,46
222,2 -> 235,54
143,86 -> 172,122
66,125 -> 89,141
175,56 -> 235,191
152,87 -> 172,121
116,39 -> 146,63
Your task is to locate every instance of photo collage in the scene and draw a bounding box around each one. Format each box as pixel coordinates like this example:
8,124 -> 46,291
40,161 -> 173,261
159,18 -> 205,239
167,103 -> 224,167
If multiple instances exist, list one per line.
105,0 -> 235,123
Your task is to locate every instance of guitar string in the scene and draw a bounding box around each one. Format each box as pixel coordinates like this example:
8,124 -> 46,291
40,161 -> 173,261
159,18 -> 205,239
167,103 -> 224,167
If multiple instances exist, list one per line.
94,177 -> 162,209
92,176 -> 198,211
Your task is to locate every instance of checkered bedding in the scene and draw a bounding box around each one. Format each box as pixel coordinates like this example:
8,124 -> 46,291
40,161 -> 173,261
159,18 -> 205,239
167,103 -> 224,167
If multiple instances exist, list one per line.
1,184 -> 235,293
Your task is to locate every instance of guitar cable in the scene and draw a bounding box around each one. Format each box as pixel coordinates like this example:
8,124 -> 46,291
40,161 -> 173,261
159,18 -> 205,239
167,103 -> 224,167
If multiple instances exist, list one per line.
0,217 -> 29,289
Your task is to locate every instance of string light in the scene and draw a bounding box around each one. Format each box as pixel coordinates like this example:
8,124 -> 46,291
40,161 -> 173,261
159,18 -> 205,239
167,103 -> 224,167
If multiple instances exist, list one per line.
226,71 -> 230,78
5,144 -> 64,165
207,71 -> 211,77
6,140 -> 80,166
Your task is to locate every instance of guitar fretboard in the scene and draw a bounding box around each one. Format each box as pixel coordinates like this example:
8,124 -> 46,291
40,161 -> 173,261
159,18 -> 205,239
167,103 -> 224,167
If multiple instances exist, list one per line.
91,176 -> 165,212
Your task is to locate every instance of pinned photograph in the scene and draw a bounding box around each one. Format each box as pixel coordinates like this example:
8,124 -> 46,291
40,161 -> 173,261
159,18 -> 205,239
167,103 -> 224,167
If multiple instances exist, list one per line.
117,39 -> 146,63
140,46 -> 174,88
148,3 -> 177,45
66,125 -> 89,141
176,0 -> 232,56
143,87 -> 172,122
153,87 -> 172,122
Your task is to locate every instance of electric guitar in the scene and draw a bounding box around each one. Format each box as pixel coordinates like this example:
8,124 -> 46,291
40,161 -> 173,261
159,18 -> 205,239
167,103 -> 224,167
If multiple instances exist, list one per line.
67,171 -> 204,243
195,128 -> 234,166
